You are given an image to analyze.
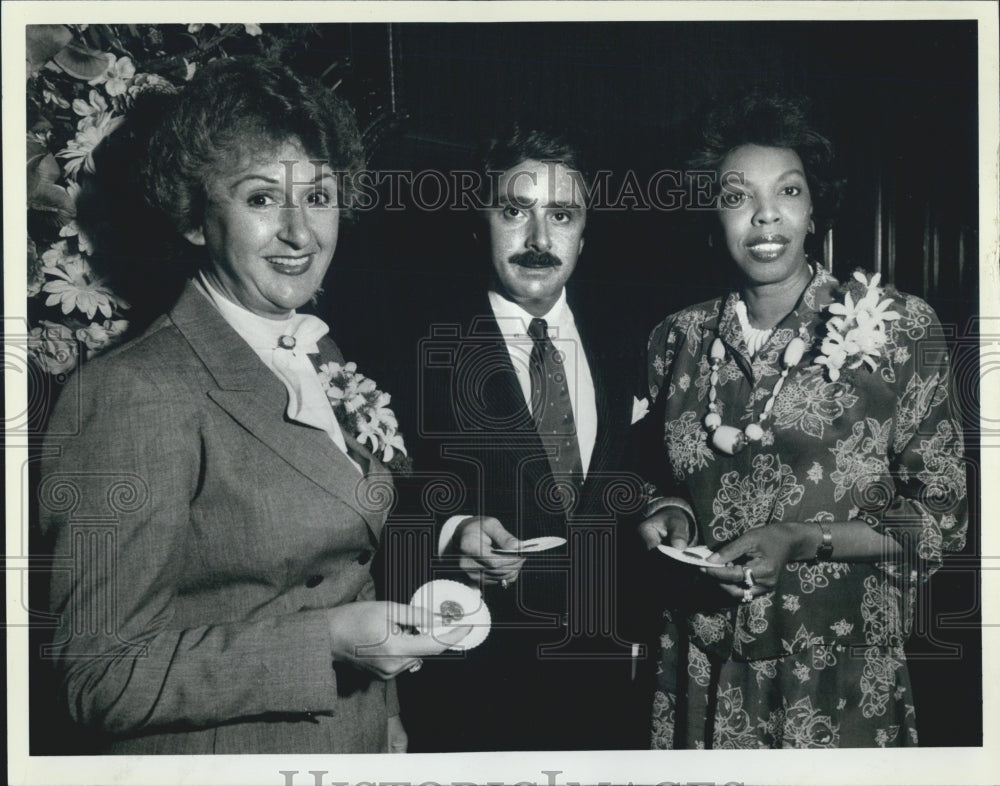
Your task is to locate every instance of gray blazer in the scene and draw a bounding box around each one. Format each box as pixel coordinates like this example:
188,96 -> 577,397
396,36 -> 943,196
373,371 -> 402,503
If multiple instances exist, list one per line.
41,281 -> 396,754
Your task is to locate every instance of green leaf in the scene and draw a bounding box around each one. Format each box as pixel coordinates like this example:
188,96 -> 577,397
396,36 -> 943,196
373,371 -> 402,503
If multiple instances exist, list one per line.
27,139 -> 61,197
86,25 -> 103,50
26,25 -> 73,72
29,183 -> 76,231
30,183 -> 75,216
53,42 -> 110,81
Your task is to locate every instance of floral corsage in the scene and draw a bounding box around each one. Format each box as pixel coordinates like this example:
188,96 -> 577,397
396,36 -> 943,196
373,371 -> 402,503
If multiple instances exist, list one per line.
317,361 -> 412,474
815,270 -> 901,382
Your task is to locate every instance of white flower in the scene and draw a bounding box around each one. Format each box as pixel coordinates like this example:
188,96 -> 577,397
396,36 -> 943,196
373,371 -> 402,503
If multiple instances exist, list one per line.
816,271 -> 901,382
28,321 -> 78,375
42,88 -> 70,108
72,88 -> 108,125
76,319 -> 128,351
243,24 -> 263,36
317,361 -> 408,467
59,220 -> 94,255
40,239 -> 72,270
631,396 -> 650,424
830,619 -> 855,637
89,55 -> 136,96
57,112 -> 125,177
41,255 -> 121,319
183,58 -> 197,81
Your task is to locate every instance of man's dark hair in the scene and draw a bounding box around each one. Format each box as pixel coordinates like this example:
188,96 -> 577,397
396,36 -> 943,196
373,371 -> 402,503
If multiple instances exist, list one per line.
476,123 -> 589,208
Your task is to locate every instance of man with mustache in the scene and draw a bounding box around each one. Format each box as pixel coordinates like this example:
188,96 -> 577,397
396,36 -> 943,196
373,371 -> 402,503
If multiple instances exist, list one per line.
394,125 -> 649,751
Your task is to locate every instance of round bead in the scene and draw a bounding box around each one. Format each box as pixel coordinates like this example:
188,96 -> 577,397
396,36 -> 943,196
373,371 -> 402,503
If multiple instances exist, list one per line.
783,336 -> 807,367
277,335 -> 296,350
744,423 -> 764,441
704,412 -> 722,430
711,425 -> 746,455
710,338 -> 726,362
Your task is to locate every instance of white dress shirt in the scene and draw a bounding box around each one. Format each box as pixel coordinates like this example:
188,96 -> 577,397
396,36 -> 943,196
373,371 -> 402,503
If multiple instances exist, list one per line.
439,287 -> 598,553
194,273 -> 360,474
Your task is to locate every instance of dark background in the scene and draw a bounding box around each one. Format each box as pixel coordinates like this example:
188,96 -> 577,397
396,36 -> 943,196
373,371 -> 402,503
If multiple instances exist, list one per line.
30,20 -> 982,752
327,20 -> 983,749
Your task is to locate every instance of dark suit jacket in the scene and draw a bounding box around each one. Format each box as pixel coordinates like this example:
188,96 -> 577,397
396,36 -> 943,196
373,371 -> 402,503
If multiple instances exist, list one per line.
40,281 -> 396,754
388,290 -> 649,750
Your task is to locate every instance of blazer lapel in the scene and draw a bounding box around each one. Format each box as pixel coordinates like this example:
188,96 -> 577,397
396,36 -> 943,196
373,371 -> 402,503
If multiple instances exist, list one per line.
464,310 -> 553,489
340,430 -> 391,542
465,312 -> 539,439
169,282 -> 377,526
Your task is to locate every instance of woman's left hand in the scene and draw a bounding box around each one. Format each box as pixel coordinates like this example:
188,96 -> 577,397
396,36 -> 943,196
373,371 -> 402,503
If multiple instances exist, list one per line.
387,713 -> 408,753
701,522 -> 812,600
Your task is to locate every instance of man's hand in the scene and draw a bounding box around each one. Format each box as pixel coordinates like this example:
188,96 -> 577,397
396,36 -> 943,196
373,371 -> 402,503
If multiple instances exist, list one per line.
638,508 -> 693,550
326,601 -> 471,679
452,516 -> 526,586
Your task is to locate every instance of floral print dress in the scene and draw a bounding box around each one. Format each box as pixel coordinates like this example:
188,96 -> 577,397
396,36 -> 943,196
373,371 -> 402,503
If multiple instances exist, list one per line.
646,267 -> 967,749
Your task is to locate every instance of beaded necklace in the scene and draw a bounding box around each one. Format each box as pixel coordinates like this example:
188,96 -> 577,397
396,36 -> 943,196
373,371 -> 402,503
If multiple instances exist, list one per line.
703,313 -> 809,456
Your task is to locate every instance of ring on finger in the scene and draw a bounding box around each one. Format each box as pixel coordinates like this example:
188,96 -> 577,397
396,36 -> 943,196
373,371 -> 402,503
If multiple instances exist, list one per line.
742,587 -> 754,604
743,567 -> 755,588
500,578 -> 509,590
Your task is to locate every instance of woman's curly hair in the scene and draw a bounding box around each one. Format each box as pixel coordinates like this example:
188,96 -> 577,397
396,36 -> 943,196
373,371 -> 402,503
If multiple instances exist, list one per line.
143,56 -> 365,236
687,91 -> 843,228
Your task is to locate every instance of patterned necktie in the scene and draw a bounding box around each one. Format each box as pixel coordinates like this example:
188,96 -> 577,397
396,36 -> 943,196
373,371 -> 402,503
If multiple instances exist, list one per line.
527,317 -> 583,489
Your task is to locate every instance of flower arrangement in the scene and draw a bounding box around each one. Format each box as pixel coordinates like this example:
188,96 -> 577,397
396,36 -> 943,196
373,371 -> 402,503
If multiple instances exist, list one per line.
25,23 -> 330,376
318,361 -> 412,474
815,270 -> 901,382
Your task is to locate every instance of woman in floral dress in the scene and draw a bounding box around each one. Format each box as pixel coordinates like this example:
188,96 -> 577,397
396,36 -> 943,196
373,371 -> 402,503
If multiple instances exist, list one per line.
638,94 -> 967,748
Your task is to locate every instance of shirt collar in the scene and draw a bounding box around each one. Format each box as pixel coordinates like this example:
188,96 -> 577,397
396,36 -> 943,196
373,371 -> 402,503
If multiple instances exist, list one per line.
487,287 -> 571,339
717,263 -> 837,357
194,271 -> 328,351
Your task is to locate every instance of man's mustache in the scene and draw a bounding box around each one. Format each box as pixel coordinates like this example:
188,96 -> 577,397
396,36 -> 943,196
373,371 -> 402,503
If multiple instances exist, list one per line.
508,250 -> 562,268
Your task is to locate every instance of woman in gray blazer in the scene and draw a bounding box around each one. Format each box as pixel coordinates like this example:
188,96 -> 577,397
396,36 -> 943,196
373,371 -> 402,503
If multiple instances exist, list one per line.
39,57 -> 466,755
